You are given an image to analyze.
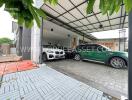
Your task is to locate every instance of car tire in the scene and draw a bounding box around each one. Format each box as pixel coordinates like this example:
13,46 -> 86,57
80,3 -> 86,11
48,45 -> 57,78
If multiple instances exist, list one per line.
74,54 -> 81,61
42,53 -> 47,62
110,57 -> 126,69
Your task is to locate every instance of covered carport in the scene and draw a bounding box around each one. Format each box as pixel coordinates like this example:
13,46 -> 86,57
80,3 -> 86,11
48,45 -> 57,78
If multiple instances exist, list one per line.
41,0 -> 128,38
30,0 -> 131,99
31,0 -> 128,63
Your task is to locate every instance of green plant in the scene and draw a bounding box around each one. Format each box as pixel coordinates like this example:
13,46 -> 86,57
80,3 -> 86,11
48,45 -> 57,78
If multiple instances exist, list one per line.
86,0 -> 132,15
0,0 -> 132,28
0,37 -> 13,45
0,0 -> 47,28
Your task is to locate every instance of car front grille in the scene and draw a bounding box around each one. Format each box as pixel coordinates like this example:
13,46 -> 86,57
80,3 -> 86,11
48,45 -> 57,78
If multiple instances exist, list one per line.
55,51 -> 59,54
60,51 -> 63,54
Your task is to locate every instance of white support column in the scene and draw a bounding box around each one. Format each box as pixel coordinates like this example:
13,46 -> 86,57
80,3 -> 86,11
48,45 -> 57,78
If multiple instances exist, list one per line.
31,22 -> 41,63
31,0 -> 43,63
77,36 -> 79,46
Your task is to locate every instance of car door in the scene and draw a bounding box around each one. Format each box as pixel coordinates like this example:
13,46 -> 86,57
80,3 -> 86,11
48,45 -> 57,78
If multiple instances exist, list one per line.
93,45 -> 109,62
84,44 -> 100,60
78,45 -> 88,59
79,44 -> 96,60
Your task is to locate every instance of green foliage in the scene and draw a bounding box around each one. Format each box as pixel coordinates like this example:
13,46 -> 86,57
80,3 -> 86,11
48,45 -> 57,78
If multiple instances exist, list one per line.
44,0 -> 58,5
0,0 -> 46,28
0,38 -> 13,45
87,0 -> 132,15
0,0 -> 132,28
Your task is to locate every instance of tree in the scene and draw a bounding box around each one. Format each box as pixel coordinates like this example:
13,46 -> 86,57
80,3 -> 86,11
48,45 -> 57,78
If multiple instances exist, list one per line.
0,37 -> 13,45
0,0 -> 132,28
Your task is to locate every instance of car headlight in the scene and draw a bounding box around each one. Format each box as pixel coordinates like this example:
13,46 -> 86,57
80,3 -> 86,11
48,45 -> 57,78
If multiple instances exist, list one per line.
47,50 -> 54,53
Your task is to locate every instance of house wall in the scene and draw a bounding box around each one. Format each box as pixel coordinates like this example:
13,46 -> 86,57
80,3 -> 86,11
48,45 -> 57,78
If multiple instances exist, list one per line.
42,20 -> 91,48
94,38 -> 127,51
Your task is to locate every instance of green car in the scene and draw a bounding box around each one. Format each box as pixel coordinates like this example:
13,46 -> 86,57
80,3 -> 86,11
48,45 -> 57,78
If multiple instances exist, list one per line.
74,44 -> 128,68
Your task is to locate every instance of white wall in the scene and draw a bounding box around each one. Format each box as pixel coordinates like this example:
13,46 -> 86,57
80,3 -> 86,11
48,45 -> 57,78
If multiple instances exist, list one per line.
42,20 -> 91,48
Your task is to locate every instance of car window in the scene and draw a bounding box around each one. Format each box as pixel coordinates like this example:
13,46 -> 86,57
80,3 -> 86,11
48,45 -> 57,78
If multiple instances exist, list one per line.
97,45 -> 110,52
86,45 -> 93,51
77,45 -> 86,50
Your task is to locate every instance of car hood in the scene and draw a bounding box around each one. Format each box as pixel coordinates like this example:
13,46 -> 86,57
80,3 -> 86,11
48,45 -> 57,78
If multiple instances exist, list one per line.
43,48 -> 64,52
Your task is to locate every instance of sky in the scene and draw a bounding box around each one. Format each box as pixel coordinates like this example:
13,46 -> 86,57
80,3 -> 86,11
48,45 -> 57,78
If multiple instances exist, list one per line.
91,28 -> 128,39
0,7 -> 128,40
0,7 -> 14,40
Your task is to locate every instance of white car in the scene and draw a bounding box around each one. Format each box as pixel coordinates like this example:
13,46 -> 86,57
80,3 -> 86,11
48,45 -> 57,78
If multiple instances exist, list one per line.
42,45 -> 65,61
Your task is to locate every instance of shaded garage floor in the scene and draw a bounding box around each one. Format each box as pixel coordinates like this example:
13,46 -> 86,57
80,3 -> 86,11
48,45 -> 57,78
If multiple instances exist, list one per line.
45,59 -> 128,99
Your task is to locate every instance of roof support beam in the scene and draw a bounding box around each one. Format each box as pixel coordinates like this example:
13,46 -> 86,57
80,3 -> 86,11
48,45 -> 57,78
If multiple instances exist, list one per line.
122,12 -> 127,28
119,4 -> 123,29
107,13 -> 112,30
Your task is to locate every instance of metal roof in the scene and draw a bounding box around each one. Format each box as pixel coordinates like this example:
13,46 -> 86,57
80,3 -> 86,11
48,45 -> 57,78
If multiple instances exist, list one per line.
41,0 -> 128,40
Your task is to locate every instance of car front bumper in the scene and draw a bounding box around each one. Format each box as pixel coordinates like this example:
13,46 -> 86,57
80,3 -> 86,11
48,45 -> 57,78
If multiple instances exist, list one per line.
47,54 -> 65,60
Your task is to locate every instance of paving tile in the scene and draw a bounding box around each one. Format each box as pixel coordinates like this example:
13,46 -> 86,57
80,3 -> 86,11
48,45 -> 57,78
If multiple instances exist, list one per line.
0,66 -> 109,100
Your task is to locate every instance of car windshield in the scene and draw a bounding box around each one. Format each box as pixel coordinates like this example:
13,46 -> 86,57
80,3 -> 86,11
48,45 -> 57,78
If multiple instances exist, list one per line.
101,45 -> 111,51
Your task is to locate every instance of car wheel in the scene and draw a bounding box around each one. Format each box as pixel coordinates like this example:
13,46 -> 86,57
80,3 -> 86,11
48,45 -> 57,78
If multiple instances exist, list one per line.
74,54 -> 81,61
42,53 -> 47,62
110,57 -> 126,68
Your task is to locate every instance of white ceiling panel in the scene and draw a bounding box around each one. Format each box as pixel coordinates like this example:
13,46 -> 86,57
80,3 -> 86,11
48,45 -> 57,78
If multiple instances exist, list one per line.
77,3 -> 89,16
69,9 -> 84,19
58,16 -> 70,23
42,5 -> 59,16
91,29 -> 97,32
123,23 -> 128,28
73,21 -> 83,26
81,26 -> 88,30
104,27 -> 111,31
87,25 -> 94,29
96,13 -> 108,21
97,28 -> 103,32
58,0 -> 74,10
70,0 -> 85,6
87,16 -> 98,23
77,28 -> 83,31
93,0 -> 100,13
46,4 -> 65,14
110,19 -> 120,25
125,16 -> 128,23
81,30 -> 87,33
69,23 -> 78,27
101,21 -> 110,27
93,23 -> 100,28
112,25 -> 120,30
87,30 -> 92,33
80,19 -> 89,25
63,13 -> 76,21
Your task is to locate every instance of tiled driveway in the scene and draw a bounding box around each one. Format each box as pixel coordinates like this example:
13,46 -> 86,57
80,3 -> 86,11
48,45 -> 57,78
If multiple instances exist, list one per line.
0,64 -> 110,100
46,59 -> 127,98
